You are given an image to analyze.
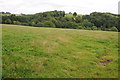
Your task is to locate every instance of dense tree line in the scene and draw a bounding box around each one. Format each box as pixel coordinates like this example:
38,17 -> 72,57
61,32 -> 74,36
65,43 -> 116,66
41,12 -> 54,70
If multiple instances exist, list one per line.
1,10 -> 119,31
83,12 -> 119,31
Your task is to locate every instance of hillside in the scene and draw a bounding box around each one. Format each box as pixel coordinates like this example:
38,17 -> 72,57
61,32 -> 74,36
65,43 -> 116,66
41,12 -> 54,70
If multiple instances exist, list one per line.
2,11 -> 119,31
2,24 -> 118,78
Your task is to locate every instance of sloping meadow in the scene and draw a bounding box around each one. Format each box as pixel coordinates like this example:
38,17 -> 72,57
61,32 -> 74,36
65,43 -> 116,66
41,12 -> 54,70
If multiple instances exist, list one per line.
2,24 -> 119,78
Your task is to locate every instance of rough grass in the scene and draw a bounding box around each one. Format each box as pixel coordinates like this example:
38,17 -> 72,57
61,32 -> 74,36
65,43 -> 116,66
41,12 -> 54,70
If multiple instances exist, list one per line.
2,24 -> 118,78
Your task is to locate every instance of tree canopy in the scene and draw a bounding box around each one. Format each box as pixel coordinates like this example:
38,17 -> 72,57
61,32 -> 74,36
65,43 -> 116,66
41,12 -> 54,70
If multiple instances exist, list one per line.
1,11 -> 119,32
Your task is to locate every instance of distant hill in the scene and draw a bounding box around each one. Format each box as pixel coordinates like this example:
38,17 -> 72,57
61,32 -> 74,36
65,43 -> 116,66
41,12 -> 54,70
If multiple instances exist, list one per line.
1,10 -> 119,31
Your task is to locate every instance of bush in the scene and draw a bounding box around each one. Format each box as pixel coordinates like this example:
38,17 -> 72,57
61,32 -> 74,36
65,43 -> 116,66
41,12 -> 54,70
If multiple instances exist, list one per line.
31,22 -> 36,26
97,27 -> 102,30
81,20 -> 94,27
13,21 -> 21,25
5,19 -> 12,24
34,22 -> 44,27
35,21 -> 56,28
43,21 -> 56,28
77,26 -> 84,29
85,27 -> 92,30
91,26 -> 98,30
66,22 -> 78,29
107,27 -> 118,32
21,23 -> 29,26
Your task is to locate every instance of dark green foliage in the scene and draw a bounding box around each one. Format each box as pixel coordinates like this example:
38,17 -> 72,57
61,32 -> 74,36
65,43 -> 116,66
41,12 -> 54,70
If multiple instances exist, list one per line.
35,22 -> 44,27
91,26 -> 98,30
41,21 -> 55,27
31,22 -> 36,26
83,12 -> 119,31
77,26 -> 85,29
13,21 -> 21,25
81,20 -> 94,27
73,12 -> 77,17
1,11 -> 119,31
4,19 -> 12,24
107,27 -> 118,32
75,16 -> 82,23
85,27 -> 92,30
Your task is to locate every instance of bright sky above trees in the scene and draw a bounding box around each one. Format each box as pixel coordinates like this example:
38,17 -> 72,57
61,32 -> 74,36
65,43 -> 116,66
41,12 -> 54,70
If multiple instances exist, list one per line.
0,0 -> 119,14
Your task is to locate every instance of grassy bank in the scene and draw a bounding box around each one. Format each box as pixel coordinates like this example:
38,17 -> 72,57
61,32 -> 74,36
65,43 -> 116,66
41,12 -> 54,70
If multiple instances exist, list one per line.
2,24 -> 118,78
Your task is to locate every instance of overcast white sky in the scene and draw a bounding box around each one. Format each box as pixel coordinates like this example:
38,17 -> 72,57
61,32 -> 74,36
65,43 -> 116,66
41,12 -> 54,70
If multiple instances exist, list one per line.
0,0 -> 119,14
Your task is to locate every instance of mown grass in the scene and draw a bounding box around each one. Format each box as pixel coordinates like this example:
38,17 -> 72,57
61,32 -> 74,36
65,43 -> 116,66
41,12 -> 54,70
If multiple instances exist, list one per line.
2,24 -> 118,78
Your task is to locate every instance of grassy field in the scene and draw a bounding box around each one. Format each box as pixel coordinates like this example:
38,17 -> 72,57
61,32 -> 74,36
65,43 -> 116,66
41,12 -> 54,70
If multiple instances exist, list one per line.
2,24 -> 118,78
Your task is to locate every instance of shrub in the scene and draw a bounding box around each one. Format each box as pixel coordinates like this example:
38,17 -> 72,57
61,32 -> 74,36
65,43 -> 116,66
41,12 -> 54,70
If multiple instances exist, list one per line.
43,21 -> 56,28
13,21 -> 21,25
85,27 -> 92,30
107,27 -> 118,32
91,26 -> 98,30
35,21 -> 56,28
77,26 -> 84,29
31,22 -> 36,26
5,19 -> 12,24
81,20 -> 94,27
35,22 -> 44,27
